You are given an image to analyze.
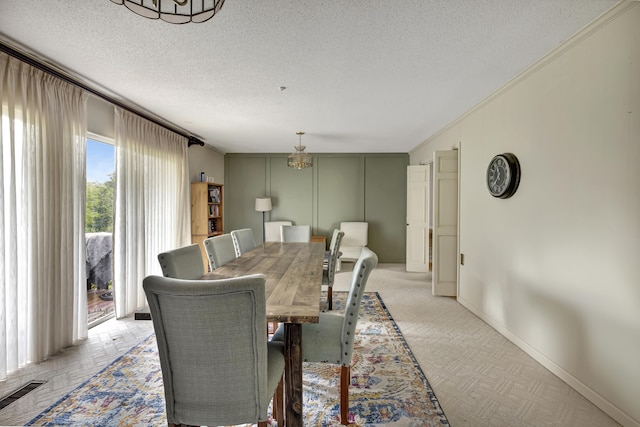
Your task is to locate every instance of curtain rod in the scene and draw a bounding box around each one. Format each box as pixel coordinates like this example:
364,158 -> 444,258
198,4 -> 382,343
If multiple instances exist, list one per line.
0,40 -> 205,147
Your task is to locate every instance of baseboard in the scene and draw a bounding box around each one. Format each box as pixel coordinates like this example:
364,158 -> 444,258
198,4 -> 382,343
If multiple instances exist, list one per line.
457,296 -> 638,427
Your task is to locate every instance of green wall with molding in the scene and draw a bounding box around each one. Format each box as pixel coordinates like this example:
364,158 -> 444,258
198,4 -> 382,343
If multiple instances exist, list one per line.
224,153 -> 408,263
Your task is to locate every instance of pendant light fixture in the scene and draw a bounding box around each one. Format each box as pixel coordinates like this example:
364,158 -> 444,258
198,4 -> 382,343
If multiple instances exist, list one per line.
287,132 -> 313,170
110,0 -> 225,24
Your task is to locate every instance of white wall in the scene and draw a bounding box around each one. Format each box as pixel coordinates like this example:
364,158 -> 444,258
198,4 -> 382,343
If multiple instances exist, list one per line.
87,95 -> 115,138
86,93 -> 225,186
411,3 -> 640,426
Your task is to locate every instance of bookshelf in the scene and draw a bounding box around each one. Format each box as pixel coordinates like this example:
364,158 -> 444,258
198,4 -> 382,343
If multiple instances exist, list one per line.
191,182 -> 223,268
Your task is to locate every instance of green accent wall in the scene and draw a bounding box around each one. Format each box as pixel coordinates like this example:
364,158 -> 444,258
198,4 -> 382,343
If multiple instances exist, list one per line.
269,156 -> 314,227
225,153 -> 408,262
316,156 -> 364,236
365,156 -> 408,262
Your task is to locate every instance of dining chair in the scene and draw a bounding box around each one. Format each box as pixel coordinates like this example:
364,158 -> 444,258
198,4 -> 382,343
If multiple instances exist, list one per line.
323,229 -> 344,310
339,221 -> 368,263
280,224 -> 312,243
203,234 -> 237,270
272,247 -> 378,425
264,220 -> 293,242
230,228 -> 257,256
143,274 -> 284,427
157,243 -> 205,280
229,227 -> 278,336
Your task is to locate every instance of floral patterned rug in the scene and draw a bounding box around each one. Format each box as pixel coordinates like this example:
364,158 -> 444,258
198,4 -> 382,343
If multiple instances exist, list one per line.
28,292 -> 449,426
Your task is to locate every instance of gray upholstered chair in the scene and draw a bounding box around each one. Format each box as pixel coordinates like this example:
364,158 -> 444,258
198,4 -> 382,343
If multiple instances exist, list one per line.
323,229 -> 344,310
157,243 -> 205,279
272,247 -> 378,425
264,220 -> 293,242
230,228 -> 257,256
280,224 -> 312,243
143,274 -> 284,427
339,221 -> 368,263
203,234 -> 236,270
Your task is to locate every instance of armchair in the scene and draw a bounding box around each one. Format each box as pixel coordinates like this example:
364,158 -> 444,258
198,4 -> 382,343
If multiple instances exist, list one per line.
339,222 -> 368,263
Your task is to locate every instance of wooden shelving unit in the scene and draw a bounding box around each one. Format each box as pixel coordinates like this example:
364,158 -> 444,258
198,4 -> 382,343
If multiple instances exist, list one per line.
191,182 -> 223,269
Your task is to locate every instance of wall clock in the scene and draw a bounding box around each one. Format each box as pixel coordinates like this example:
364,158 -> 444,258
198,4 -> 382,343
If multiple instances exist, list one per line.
486,153 -> 520,199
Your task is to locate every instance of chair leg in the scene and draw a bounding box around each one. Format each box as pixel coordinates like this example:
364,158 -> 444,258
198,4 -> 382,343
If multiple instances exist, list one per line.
273,375 -> 284,426
258,422 -> 267,427
340,365 -> 351,425
328,286 -> 333,310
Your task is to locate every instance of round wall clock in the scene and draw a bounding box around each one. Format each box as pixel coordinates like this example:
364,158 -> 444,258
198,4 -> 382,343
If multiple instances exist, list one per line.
486,153 -> 521,199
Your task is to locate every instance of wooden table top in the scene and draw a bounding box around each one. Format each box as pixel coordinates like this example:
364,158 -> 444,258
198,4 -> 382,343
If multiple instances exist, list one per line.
202,241 -> 325,324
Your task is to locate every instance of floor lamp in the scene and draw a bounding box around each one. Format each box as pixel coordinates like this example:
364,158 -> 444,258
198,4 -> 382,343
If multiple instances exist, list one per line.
255,197 -> 272,243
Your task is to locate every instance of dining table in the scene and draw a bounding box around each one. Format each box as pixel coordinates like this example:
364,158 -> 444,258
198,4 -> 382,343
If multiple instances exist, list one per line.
202,241 -> 325,427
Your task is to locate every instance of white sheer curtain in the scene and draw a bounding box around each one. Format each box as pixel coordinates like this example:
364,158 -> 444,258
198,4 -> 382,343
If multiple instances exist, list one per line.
0,52 -> 88,379
113,108 -> 190,318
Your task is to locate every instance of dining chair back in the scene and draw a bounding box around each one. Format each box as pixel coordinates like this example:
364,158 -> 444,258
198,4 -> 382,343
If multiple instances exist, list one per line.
280,224 -> 312,243
272,246 -> 378,425
230,228 -> 257,256
143,274 -> 284,427
264,220 -> 293,242
323,229 -> 345,310
203,234 -> 237,270
157,243 -> 205,279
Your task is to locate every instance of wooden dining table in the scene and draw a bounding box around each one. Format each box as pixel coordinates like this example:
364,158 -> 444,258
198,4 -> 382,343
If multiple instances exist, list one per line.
202,241 -> 325,427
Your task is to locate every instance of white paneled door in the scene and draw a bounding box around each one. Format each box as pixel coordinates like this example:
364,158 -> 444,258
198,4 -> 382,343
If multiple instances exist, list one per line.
432,150 -> 458,296
406,165 -> 430,272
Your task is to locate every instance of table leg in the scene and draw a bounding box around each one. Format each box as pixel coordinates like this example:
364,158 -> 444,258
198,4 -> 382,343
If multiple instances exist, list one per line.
284,323 -> 303,427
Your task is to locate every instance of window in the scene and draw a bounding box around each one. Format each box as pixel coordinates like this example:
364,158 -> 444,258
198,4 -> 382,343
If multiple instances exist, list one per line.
85,135 -> 115,326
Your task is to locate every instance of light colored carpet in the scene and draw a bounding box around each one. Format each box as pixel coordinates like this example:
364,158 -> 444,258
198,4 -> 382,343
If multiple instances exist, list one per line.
332,263 -> 619,427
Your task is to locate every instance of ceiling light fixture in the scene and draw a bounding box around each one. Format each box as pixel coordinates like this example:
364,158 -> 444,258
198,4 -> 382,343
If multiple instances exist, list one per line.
110,0 -> 225,24
287,132 -> 313,170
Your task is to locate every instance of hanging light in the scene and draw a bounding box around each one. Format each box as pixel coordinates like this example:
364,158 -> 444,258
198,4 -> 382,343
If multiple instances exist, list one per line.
287,132 -> 313,170
110,0 -> 225,24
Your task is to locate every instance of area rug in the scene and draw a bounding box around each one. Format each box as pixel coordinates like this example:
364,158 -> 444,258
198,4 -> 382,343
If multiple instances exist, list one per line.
28,292 -> 449,426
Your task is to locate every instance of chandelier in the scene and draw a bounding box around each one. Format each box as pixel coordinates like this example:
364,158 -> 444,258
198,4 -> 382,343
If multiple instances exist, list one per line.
110,0 -> 225,24
287,132 -> 313,170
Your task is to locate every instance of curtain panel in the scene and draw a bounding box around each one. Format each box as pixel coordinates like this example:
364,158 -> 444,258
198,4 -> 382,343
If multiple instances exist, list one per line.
0,52 -> 88,379
113,108 -> 190,318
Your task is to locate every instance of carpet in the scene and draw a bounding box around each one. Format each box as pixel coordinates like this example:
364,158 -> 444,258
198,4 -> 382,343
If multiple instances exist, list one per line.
28,292 -> 449,426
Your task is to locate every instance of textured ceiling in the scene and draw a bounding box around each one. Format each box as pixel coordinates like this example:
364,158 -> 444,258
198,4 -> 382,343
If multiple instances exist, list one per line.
0,0 -> 619,153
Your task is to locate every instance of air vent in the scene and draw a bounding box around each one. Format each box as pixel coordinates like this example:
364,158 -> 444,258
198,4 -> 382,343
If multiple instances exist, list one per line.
0,380 -> 46,410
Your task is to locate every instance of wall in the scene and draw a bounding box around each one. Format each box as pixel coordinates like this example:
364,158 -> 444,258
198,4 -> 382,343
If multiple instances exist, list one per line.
87,95 -> 225,187
410,3 -> 640,426
87,95 -> 115,138
224,153 -> 408,262
187,144 -> 225,184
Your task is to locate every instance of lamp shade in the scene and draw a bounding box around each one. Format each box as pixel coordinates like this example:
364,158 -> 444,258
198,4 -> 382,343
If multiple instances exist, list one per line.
255,197 -> 272,212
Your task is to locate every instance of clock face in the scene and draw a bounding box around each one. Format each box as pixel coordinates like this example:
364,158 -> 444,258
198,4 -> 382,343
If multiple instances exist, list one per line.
487,153 -> 520,198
